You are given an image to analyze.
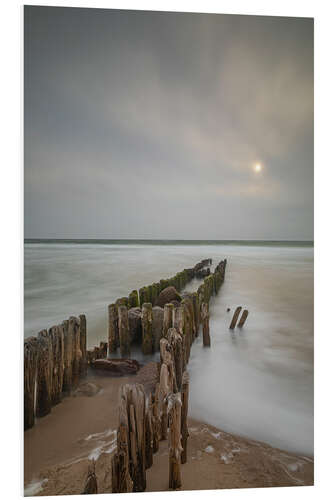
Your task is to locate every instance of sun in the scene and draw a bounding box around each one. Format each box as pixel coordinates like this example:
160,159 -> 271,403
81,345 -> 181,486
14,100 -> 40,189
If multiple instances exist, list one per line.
254,163 -> 262,173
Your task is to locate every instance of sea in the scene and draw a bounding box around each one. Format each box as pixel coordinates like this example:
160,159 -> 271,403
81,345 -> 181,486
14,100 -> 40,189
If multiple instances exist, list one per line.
24,240 -> 313,456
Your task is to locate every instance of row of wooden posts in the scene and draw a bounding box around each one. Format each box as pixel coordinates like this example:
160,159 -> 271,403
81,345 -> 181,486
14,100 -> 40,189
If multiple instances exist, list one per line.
24,315 -> 87,430
24,259 -> 214,431
85,259 -> 227,493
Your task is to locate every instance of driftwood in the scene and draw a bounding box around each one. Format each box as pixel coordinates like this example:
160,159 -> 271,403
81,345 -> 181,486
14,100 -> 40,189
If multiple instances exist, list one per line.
142,303 -> 153,354
108,304 -> 119,353
238,309 -> 249,327
167,393 -> 182,489
82,461 -> 98,494
181,371 -> 189,464
90,358 -> 140,375
201,302 -> 211,347
229,306 -> 242,329
118,305 -> 130,357
156,286 -> 182,308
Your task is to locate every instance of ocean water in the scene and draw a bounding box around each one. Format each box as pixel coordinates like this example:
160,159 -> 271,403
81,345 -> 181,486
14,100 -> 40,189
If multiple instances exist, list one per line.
24,240 -> 313,456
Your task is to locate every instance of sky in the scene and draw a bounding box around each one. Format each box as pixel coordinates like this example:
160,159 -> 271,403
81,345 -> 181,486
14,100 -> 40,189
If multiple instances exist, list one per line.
24,7 -> 313,240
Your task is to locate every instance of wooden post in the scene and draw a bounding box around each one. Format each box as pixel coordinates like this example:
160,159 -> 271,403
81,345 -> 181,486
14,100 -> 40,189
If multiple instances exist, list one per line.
108,303 -> 119,354
167,328 -> 183,392
128,290 -> 139,308
152,383 -> 161,453
118,305 -> 130,357
62,319 -> 72,394
36,330 -> 53,418
142,303 -> 153,354
49,325 -> 64,405
152,306 -> 164,352
201,302 -> 211,347
69,317 -> 81,389
159,362 -> 172,440
167,393 -> 182,490
82,461 -> 98,494
79,314 -> 87,377
238,309 -> 249,327
24,336 -> 39,430
229,306 -> 242,329
145,394 -> 153,469
163,303 -> 174,338
181,371 -> 189,464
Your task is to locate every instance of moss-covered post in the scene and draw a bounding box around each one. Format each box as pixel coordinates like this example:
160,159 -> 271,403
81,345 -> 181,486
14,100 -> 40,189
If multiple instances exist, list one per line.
142,303 -> 153,354
119,305 -> 131,357
128,290 -> 139,308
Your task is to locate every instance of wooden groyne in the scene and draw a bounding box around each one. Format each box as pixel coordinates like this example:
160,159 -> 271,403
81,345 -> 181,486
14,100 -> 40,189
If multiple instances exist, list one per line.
99,258 -> 227,492
24,315 -> 87,430
24,258 -> 226,432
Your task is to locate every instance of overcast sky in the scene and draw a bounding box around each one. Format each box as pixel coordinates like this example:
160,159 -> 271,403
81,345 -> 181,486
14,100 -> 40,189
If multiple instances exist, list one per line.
24,7 -> 313,240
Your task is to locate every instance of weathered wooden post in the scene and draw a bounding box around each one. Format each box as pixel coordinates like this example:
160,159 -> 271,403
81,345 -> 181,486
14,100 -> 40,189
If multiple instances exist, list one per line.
201,302 -> 211,347
145,394 -> 154,469
36,329 -> 53,418
24,336 -> 39,430
70,317 -> 81,389
159,362 -> 172,440
79,314 -> 87,378
118,305 -> 130,357
238,309 -> 249,328
152,306 -> 164,352
142,303 -> 153,354
181,371 -> 189,464
49,325 -> 64,405
82,461 -> 98,494
62,319 -> 72,393
167,392 -> 182,490
163,303 -> 174,338
128,290 -> 139,308
152,383 -> 161,453
108,303 -> 119,354
167,328 -> 183,392
229,306 -> 242,329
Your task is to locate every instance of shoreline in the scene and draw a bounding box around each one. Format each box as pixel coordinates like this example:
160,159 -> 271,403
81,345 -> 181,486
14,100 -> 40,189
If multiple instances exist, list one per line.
24,365 -> 313,496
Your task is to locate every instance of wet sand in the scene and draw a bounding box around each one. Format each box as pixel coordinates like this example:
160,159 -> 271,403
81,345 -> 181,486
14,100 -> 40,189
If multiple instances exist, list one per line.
24,365 -> 313,496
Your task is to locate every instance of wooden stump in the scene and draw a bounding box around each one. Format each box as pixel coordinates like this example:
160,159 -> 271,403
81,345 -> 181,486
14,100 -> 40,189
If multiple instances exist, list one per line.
238,309 -> 249,327
167,393 -> 182,490
229,306 -> 242,329
128,290 -> 139,308
201,302 -> 211,347
142,303 -> 153,354
118,305 -> 130,358
108,304 -> 119,354
24,336 -> 39,430
181,371 -> 189,464
162,303 -> 174,338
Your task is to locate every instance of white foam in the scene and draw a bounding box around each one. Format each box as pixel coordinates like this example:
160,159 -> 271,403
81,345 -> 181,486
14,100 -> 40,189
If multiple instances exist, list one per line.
24,478 -> 48,497
204,445 -> 214,453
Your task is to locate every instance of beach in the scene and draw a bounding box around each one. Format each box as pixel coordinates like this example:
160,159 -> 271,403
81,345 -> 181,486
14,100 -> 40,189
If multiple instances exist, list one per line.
24,241 -> 314,494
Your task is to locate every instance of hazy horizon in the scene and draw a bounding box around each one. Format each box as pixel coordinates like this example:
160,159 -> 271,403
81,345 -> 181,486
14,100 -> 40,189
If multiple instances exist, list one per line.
24,7 -> 313,240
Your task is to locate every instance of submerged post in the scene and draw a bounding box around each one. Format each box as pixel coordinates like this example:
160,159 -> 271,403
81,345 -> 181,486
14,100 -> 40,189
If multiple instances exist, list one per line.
229,306 -> 242,329
238,309 -> 249,328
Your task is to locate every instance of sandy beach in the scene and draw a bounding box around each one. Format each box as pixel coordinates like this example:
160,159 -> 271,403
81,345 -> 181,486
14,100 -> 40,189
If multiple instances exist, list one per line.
24,364 -> 313,496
